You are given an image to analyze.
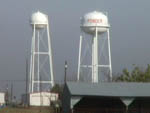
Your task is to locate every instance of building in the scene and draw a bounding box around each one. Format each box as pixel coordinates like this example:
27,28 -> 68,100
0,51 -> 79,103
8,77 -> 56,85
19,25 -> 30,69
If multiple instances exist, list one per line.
0,92 -> 5,106
22,92 -> 58,106
62,82 -> 150,113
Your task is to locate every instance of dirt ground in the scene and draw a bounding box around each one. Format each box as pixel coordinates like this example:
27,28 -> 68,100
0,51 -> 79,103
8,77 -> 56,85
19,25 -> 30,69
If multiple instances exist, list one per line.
0,106 -> 55,113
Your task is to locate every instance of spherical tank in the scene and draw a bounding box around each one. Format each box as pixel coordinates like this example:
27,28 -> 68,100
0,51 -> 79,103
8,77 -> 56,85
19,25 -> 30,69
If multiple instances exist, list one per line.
31,11 -> 48,29
81,11 -> 109,34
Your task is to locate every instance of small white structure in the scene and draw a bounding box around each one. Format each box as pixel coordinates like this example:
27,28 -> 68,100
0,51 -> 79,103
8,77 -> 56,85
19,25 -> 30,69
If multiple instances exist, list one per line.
22,92 -> 58,106
0,92 -> 5,106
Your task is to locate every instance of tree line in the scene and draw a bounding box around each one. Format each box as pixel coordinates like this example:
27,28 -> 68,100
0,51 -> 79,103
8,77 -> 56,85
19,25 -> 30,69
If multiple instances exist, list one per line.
113,64 -> 150,82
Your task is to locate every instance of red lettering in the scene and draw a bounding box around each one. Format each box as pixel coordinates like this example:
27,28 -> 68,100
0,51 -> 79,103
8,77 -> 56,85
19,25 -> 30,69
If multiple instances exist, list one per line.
88,19 -> 103,23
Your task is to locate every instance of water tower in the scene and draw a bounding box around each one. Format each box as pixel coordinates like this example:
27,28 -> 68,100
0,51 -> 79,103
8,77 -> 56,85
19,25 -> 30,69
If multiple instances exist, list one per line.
29,11 -> 54,93
77,11 -> 112,83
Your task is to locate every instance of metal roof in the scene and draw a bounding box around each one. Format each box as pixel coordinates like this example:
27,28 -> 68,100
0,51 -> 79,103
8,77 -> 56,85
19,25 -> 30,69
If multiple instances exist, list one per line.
66,82 -> 150,97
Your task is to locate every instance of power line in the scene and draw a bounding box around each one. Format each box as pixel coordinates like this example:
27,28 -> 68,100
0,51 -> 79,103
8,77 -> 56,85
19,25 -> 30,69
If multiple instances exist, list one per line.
0,80 -> 26,82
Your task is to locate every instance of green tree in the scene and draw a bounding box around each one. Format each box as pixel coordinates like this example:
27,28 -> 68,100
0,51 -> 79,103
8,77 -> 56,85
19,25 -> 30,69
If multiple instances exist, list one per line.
114,65 -> 150,82
51,84 -> 63,94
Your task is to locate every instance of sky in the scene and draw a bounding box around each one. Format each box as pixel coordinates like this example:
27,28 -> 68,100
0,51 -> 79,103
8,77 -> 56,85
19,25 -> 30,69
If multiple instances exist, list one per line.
0,0 -> 150,99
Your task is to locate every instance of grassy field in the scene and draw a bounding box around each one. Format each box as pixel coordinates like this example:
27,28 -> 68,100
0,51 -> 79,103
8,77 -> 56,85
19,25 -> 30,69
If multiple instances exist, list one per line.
0,107 -> 55,113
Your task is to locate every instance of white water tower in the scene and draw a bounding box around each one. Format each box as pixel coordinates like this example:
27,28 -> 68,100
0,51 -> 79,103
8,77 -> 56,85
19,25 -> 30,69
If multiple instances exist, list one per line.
77,11 -> 112,83
29,11 -> 54,93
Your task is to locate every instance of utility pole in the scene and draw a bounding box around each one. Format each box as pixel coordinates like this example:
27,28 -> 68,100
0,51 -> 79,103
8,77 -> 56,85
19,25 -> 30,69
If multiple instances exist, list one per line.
11,83 -> 13,103
64,61 -> 68,84
26,53 -> 28,106
5,84 -> 9,105
40,75 -> 42,112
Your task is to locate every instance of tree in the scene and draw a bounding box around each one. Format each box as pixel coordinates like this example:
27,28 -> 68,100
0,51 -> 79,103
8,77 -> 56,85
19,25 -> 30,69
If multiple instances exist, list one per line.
114,65 -> 150,82
51,84 -> 63,94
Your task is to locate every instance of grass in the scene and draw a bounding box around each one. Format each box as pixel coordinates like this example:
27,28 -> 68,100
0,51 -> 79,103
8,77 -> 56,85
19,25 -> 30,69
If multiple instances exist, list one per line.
0,106 -> 55,113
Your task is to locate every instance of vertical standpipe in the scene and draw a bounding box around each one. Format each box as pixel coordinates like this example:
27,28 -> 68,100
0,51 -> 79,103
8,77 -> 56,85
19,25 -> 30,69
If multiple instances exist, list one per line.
92,27 -> 98,83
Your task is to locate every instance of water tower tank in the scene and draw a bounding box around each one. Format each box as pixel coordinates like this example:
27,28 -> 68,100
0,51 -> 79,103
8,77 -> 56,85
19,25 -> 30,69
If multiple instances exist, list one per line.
31,11 -> 48,29
81,11 -> 109,34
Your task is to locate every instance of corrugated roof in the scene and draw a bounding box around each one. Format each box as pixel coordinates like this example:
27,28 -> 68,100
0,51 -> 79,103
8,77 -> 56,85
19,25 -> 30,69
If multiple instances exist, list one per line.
66,82 -> 150,97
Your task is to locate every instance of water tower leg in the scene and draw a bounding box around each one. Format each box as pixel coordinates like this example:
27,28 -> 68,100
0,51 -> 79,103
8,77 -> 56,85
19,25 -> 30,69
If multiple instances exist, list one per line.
47,22 -> 54,87
29,29 -> 34,93
31,24 -> 36,92
29,56 -> 32,93
107,29 -> 112,81
37,30 -> 40,92
77,34 -> 83,81
92,27 -> 98,83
